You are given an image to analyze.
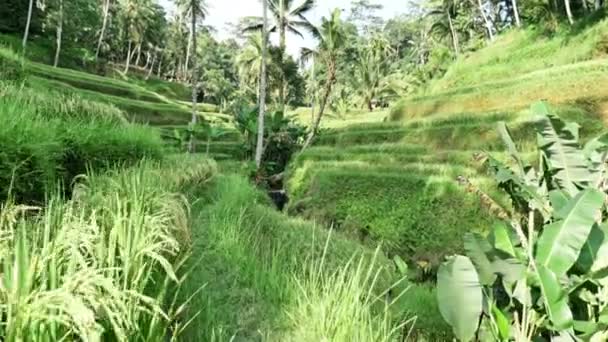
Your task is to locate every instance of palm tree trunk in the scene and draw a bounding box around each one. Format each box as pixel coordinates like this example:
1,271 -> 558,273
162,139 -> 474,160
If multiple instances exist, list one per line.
477,0 -> 495,41
96,0 -> 111,60
185,28 -> 192,75
53,0 -> 63,68
310,55 -> 316,127
124,40 -> 132,73
146,53 -> 156,80
512,0 -> 521,27
188,8 -> 199,153
135,43 -> 142,66
22,0 -> 35,53
255,0 -> 269,168
157,53 -> 163,77
564,0 -> 574,24
303,62 -> 336,150
447,13 -> 460,55
278,22 -> 287,111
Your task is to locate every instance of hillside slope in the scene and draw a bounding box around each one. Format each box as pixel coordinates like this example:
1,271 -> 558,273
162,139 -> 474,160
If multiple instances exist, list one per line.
391,17 -> 608,120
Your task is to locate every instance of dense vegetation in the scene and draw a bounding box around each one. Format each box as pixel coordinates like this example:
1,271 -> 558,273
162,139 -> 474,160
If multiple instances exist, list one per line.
2,0 -> 608,340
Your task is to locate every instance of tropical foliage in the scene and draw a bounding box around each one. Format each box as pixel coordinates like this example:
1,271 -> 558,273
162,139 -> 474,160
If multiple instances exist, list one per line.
437,102 -> 608,341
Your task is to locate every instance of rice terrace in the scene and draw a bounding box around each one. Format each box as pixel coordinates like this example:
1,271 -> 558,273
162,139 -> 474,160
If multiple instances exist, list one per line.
2,0 -> 608,340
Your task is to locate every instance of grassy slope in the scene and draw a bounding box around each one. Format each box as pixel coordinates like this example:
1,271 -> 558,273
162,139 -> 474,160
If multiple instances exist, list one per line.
391,17 -> 608,120
285,19 -> 608,338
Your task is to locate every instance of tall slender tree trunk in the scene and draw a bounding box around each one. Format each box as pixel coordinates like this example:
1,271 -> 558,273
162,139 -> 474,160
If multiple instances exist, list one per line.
303,62 -> 335,150
596,0 -> 603,10
564,0 -> 575,24
188,7 -> 199,153
96,0 -> 111,60
278,20 -> 287,111
255,0 -> 269,168
477,0 -> 495,41
135,43 -> 142,66
512,0 -> 521,27
582,0 -> 589,12
185,28 -> 192,76
53,0 -> 64,68
146,52 -> 156,80
22,0 -> 35,54
124,39 -> 132,73
447,13 -> 460,55
310,55 -> 316,127
157,53 -> 163,77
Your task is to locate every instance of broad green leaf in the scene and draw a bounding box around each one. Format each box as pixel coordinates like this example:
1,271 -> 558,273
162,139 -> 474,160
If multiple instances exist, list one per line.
464,233 -> 497,285
536,189 -> 604,276
533,102 -> 590,196
498,121 -> 527,177
489,223 -> 516,257
437,256 -> 483,342
576,224 -> 606,273
549,190 -> 571,217
491,304 -> 511,341
493,258 -> 526,287
537,265 -> 573,330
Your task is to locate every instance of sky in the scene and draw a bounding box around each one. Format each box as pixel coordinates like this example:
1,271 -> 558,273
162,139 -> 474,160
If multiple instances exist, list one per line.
159,0 -> 411,56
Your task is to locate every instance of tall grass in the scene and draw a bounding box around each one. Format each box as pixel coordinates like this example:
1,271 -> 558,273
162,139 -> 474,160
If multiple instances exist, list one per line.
0,157 -> 216,341
0,81 -> 163,203
180,174 -> 409,341
279,244 -> 411,342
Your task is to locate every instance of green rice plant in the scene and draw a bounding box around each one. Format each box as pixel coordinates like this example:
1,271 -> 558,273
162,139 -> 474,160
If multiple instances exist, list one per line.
0,82 -> 164,203
279,245 -> 412,342
0,158 -> 216,341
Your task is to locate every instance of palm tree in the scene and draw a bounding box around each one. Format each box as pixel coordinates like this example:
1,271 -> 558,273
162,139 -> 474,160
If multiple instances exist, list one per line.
121,0 -> 154,73
244,0 -> 316,109
301,9 -> 346,149
427,0 -> 461,55
512,0 -> 521,27
175,0 -> 208,153
353,35 -> 395,111
476,0 -> 495,41
96,0 -> 112,60
255,0 -> 269,169
53,0 -> 64,67
564,0 -> 574,24
22,0 -> 35,53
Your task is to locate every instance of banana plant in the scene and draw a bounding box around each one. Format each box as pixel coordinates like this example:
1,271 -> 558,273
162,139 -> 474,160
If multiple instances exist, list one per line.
437,102 -> 608,341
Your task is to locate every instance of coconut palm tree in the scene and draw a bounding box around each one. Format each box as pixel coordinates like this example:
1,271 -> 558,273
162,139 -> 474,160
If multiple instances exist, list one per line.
120,0 -> 154,73
53,0 -> 64,67
243,0 -> 316,109
301,9 -> 346,149
22,0 -> 35,53
255,0 -> 269,169
427,0 -> 461,55
175,0 -> 208,153
96,0 -> 112,60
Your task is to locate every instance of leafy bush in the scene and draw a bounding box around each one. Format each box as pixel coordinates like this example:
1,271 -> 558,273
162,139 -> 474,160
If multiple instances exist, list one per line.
437,102 -> 608,341
235,107 -> 307,176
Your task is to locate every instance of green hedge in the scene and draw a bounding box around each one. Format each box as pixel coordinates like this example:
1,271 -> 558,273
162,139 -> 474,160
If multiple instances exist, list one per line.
0,83 -> 163,204
289,170 -> 496,267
